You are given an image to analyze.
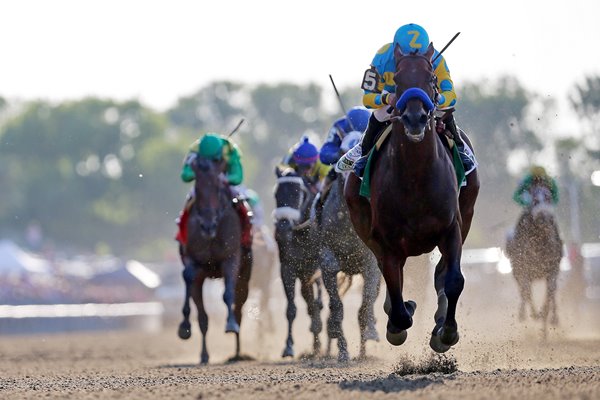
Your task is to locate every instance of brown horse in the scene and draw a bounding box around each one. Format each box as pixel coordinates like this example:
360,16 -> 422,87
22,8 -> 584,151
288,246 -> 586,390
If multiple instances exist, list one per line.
177,157 -> 252,364
344,43 -> 479,353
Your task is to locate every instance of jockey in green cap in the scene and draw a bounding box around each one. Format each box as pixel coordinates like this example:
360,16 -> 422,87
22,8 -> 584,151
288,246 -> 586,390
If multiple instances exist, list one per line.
176,133 -> 253,251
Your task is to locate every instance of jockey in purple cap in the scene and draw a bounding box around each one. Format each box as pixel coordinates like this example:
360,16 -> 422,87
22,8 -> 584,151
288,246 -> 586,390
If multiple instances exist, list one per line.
277,135 -> 331,195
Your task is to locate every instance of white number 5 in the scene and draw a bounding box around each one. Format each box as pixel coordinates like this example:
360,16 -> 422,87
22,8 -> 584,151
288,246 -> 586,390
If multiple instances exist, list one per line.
361,67 -> 379,91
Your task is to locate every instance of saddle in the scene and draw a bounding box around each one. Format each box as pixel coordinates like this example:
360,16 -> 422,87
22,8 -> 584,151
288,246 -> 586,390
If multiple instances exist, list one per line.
359,124 -> 466,199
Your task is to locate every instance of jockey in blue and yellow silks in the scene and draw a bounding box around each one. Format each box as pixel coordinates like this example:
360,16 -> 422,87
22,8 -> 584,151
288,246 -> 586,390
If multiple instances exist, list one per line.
336,23 -> 477,178
176,133 -> 253,250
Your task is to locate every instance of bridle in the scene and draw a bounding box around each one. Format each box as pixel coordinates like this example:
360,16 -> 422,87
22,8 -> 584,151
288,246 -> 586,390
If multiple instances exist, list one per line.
272,175 -> 312,231
390,53 -> 438,134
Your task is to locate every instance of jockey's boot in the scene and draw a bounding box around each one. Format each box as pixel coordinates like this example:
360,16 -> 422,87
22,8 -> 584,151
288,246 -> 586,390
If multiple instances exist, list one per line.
335,114 -> 386,177
444,113 -> 464,148
353,115 -> 387,177
444,113 -> 477,174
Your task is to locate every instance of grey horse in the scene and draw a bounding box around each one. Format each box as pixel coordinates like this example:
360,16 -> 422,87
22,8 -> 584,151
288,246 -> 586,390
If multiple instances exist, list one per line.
315,170 -> 381,361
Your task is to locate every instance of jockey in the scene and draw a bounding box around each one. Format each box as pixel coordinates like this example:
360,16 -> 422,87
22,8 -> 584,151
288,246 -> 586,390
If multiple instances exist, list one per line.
319,106 -> 372,166
513,165 -> 559,208
278,135 -> 331,194
175,133 -> 253,251
336,23 -> 477,177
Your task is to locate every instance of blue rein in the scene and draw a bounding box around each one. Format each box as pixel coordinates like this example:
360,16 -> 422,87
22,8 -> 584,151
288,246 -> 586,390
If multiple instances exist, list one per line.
395,88 -> 435,113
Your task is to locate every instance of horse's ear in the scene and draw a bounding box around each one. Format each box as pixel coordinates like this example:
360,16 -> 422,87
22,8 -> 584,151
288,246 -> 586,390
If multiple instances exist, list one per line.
425,42 -> 435,60
394,43 -> 405,60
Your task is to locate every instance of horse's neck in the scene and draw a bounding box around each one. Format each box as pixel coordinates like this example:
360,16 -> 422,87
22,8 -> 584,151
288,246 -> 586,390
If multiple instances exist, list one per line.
388,123 -> 442,173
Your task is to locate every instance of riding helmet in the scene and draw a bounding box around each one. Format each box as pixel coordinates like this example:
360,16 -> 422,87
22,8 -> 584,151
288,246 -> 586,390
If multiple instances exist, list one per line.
394,23 -> 430,55
292,137 -> 319,166
198,134 -> 224,160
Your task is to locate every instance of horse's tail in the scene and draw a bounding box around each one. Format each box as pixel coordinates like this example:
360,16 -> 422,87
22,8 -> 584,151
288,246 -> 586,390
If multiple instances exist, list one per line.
337,272 -> 353,298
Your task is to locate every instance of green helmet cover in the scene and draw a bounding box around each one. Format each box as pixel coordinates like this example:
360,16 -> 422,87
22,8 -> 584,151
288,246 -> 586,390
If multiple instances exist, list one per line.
198,134 -> 224,160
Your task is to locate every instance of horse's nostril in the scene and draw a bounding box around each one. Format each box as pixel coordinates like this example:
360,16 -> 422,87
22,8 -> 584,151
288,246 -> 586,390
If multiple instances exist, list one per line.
419,114 -> 428,124
402,114 -> 411,124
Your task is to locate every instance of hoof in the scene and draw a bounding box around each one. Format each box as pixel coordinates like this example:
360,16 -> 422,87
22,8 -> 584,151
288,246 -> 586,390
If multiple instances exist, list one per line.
178,322 -> 191,340
430,334 -> 451,353
338,350 -> 350,363
225,320 -> 240,334
430,326 -> 459,353
282,347 -> 294,358
386,328 -> 408,346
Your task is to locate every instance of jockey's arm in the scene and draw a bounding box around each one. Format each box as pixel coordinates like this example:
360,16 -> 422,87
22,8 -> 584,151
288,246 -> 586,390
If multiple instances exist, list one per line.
549,178 -> 560,204
513,176 -> 533,207
432,51 -> 457,110
224,140 -> 243,186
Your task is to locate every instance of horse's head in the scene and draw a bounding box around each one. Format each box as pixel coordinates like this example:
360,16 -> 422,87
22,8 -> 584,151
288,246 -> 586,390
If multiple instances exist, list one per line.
529,184 -> 555,223
272,167 -> 312,243
393,43 -> 437,141
190,157 -> 228,239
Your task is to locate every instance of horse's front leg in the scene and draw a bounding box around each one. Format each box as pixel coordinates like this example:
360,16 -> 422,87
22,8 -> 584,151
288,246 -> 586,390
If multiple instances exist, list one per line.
222,254 -> 241,334
381,252 -> 415,346
190,274 -> 209,364
431,221 -> 464,353
281,263 -> 297,358
178,260 -> 196,340
300,276 -> 323,356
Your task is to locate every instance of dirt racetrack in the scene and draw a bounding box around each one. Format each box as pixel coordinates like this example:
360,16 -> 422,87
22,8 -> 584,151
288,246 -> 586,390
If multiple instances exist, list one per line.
1,259 -> 599,399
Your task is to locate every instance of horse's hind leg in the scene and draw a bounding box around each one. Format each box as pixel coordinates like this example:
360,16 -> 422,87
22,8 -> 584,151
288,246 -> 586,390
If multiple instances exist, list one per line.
359,262 -> 381,358
301,278 -> 323,356
321,260 -> 349,362
281,264 -> 297,358
190,275 -> 209,364
233,247 -> 253,358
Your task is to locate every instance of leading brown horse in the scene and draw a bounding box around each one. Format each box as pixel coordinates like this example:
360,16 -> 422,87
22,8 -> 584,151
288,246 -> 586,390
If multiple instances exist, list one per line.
344,43 -> 479,353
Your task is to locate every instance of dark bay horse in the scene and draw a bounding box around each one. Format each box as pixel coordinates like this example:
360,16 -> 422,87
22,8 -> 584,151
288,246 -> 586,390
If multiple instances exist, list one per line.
506,184 -> 562,330
177,157 -> 252,364
318,170 -> 381,361
344,43 -> 479,353
273,167 -> 324,358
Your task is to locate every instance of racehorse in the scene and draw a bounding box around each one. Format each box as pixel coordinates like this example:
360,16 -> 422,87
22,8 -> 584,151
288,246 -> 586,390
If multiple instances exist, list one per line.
273,167 -> 324,358
177,157 -> 252,364
505,184 -> 562,329
344,43 -> 480,353
317,169 -> 381,361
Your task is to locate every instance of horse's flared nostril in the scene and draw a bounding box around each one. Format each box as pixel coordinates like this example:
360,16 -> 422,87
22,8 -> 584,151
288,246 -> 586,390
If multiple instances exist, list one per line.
419,114 -> 428,124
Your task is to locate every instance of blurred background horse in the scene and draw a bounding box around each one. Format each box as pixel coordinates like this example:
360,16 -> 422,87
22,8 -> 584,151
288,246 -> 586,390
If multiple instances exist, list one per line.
506,184 -> 563,332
